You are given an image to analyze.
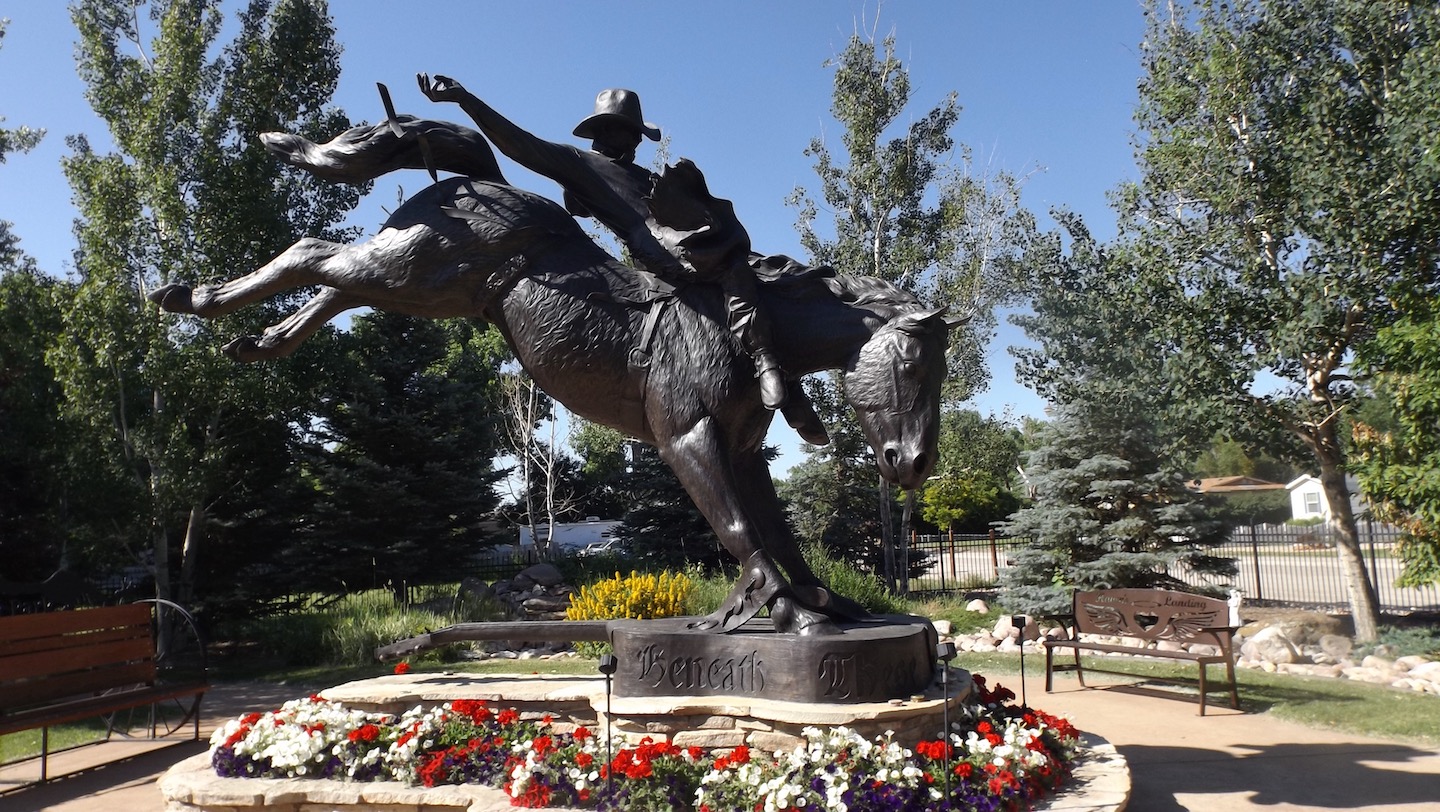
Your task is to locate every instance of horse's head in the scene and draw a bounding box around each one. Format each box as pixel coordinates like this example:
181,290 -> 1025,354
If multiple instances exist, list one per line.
844,308 -> 953,490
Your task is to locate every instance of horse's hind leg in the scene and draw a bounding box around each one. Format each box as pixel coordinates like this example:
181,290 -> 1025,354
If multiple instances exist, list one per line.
150,237 -> 347,317
224,286 -> 362,362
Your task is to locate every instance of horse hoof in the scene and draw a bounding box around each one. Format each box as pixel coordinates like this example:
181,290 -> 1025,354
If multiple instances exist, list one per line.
222,336 -> 262,362
792,585 -> 870,622
148,283 -> 195,313
771,597 -> 840,636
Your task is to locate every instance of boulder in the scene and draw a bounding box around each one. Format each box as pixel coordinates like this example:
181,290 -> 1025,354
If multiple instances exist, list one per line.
965,598 -> 990,614
518,562 -> 566,588
458,577 -> 495,603
1318,634 -> 1353,661
1240,626 -> 1300,665
991,614 -> 1040,642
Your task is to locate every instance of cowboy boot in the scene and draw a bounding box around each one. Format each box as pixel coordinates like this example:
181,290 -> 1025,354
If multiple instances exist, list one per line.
755,351 -> 787,410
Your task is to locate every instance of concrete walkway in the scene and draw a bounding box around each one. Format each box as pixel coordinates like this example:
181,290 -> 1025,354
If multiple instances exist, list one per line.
3,670 -> 1438,811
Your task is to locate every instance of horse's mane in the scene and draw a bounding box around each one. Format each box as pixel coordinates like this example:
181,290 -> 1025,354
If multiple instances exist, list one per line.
819,272 -> 925,318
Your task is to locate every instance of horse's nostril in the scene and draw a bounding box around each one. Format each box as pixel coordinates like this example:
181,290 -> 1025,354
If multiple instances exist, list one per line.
884,447 -> 900,469
911,452 -> 929,477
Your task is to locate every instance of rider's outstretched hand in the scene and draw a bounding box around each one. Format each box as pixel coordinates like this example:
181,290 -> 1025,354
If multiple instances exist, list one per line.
417,73 -> 467,104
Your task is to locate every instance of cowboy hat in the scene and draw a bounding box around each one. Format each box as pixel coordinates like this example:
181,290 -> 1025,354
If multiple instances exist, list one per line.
573,88 -> 661,141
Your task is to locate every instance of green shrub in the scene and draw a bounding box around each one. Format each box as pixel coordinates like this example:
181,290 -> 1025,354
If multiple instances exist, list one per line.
799,543 -> 906,615
228,586 -> 500,668
565,570 -> 692,657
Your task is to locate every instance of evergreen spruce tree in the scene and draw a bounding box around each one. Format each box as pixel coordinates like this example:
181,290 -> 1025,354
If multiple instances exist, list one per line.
999,402 -> 1234,616
615,444 -> 725,573
277,313 -> 504,597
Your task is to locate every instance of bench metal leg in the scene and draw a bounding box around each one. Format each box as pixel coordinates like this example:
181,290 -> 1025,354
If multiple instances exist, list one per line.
1198,664 -> 1208,716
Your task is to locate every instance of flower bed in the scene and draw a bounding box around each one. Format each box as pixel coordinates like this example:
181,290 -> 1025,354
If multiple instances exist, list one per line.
209,673 -> 1079,811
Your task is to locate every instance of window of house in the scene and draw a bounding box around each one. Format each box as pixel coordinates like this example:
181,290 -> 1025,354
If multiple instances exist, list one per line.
1303,491 -> 1323,515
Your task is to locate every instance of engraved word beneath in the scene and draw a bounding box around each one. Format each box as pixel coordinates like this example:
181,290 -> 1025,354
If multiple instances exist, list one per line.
634,644 -> 766,693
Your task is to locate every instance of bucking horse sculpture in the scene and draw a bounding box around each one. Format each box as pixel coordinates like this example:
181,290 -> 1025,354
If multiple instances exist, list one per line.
150,88 -> 954,636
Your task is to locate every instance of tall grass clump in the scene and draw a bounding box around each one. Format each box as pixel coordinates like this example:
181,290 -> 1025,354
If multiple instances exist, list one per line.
230,585 -> 499,668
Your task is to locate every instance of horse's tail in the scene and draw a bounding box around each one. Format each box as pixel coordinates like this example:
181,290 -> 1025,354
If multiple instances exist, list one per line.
261,116 -> 507,186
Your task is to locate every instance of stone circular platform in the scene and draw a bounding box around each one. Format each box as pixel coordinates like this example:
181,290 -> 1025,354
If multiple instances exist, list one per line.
163,673 -> 1130,811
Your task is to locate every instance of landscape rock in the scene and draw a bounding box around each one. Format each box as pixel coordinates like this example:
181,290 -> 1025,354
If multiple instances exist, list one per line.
1240,626 -> 1300,665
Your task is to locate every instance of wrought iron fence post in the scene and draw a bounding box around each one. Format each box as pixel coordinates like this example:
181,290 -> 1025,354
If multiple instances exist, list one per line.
1366,518 -> 1380,603
989,529 -> 1000,582
1249,525 -> 1263,602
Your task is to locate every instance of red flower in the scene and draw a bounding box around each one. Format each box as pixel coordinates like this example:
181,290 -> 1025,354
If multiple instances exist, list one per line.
393,661 -> 412,675
348,723 -> 381,743
576,752 -> 594,768
955,762 -> 974,779
497,709 -> 519,725
573,725 -> 593,741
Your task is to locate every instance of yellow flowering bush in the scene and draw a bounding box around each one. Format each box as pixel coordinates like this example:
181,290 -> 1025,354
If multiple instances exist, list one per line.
565,570 -> 691,623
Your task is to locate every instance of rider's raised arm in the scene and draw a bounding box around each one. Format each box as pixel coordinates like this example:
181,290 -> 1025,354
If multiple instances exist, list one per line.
420,75 -> 594,190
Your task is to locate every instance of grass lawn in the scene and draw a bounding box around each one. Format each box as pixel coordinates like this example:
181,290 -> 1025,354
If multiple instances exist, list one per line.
957,651 -> 1440,747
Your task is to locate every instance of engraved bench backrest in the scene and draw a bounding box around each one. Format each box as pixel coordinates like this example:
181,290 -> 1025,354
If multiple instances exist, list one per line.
1072,589 -> 1227,643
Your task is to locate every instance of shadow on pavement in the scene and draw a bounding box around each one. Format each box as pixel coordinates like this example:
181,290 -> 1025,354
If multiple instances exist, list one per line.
1122,740 -> 1440,810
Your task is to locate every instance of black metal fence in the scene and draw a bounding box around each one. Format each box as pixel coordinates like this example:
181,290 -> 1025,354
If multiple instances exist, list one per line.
906,523 -> 1440,613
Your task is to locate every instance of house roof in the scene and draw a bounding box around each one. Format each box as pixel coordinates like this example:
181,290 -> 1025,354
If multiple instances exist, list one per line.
1190,476 -> 1287,493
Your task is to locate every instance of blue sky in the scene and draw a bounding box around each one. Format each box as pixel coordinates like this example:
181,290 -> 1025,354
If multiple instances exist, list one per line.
0,1 -> 1147,475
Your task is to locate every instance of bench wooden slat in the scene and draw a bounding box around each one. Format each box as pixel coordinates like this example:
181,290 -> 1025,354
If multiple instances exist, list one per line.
1,622 -> 152,657
1,637 -> 155,684
0,604 -> 151,642
1,661 -> 158,710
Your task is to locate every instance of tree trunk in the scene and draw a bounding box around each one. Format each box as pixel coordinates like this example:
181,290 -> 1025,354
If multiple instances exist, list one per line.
1318,460 -> 1381,642
879,476 -> 896,592
178,504 -> 205,607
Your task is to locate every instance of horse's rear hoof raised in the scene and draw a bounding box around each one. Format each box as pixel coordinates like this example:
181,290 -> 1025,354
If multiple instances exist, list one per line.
148,283 -> 195,314
222,335 -> 263,362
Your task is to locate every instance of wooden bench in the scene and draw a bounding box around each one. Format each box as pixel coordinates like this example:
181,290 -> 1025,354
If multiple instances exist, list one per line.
0,601 -> 209,787
1043,588 -> 1239,715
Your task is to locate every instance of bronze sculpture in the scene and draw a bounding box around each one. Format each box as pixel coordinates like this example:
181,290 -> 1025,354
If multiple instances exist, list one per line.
150,80 -> 953,637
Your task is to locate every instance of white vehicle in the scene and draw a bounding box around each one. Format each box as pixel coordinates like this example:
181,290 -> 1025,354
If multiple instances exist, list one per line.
577,537 -> 626,557
518,518 -> 622,553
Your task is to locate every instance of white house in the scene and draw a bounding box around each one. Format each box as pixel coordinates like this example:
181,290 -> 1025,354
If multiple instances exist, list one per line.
1285,474 -> 1367,522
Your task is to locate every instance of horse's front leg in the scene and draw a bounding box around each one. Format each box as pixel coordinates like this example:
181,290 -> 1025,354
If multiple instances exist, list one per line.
729,449 -> 870,623
149,237 -> 345,317
223,286 -> 363,362
657,416 -> 837,636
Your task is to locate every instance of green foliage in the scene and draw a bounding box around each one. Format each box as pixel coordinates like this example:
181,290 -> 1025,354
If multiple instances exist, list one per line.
999,402 -> 1235,615
1102,0 -> 1440,639
1352,300 -> 1440,587
921,409 -> 1024,532
779,375 -> 889,570
613,444 -> 726,572
52,0 -> 362,607
797,542 -> 906,615
226,586 -> 500,668
789,32 -> 1034,403
270,313 -> 505,601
